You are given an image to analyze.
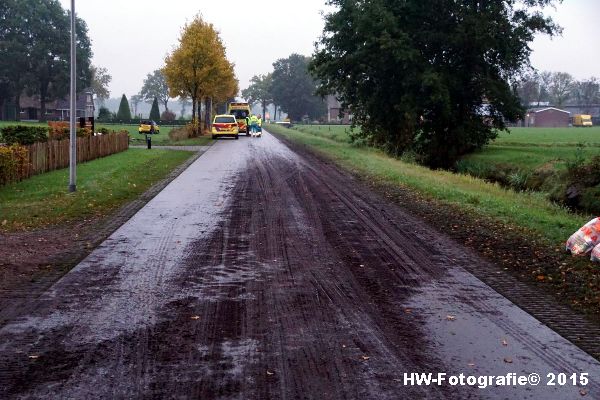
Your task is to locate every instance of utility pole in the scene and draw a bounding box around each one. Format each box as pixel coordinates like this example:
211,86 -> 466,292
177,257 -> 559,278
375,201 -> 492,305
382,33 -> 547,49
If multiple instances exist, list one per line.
68,0 -> 77,192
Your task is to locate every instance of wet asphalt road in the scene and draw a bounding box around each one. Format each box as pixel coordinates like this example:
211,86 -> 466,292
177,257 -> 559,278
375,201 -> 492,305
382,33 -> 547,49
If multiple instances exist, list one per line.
1,131 -> 600,399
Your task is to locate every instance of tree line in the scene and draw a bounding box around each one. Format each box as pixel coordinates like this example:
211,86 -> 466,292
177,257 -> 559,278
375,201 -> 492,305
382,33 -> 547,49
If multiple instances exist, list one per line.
515,72 -> 600,110
242,54 -> 326,122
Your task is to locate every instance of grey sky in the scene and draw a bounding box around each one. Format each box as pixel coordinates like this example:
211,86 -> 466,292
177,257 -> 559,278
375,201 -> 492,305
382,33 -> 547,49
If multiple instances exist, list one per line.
58,0 -> 599,99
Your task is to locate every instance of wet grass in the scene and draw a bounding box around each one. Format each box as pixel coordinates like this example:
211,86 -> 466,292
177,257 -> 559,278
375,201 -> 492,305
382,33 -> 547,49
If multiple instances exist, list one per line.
0,148 -> 194,231
267,123 -> 589,246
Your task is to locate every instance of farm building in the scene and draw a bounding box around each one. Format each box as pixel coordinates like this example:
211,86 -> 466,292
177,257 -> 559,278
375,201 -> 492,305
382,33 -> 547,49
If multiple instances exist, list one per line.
525,107 -> 570,128
0,90 -> 94,121
326,95 -> 352,124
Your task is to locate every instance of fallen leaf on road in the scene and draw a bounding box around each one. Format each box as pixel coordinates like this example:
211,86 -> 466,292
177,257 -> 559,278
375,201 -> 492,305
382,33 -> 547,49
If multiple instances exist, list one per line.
580,389 -> 588,396
190,316 -> 200,320
502,339 -> 508,346
28,355 -> 39,359
503,357 -> 513,364
536,275 -> 545,281
467,363 -> 475,367
446,315 -> 456,321
266,370 -> 274,376
361,356 -> 370,361
404,308 -> 412,314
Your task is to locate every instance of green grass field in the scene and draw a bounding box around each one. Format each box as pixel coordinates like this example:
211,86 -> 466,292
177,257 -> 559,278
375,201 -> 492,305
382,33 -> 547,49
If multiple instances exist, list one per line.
0,148 -> 194,231
461,127 -> 600,177
496,127 -> 600,146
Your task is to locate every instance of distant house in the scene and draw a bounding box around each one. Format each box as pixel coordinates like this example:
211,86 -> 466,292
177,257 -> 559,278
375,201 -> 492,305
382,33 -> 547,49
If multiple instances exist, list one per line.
525,107 -> 570,128
2,90 -> 94,121
326,95 -> 352,124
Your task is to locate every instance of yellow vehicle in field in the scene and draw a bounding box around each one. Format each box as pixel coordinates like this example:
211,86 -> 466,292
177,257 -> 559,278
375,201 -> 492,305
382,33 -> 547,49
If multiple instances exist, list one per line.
227,102 -> 251,136
211,115 -> 239,140
138,120 -> 160,134
573,114 -> 593,127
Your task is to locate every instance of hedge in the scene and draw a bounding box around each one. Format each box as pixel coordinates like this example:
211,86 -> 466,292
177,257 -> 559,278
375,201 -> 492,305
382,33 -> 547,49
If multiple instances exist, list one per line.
0,144 -> 29,185
0,125 -> 48,145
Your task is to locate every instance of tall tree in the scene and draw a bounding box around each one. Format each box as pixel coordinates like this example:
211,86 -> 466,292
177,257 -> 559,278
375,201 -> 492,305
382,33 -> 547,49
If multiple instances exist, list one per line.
163,15 -> 238,135
149,97 -> 160,121
571,77 -> 600,113
0,0 -> 29,120
537,71 -> 553,105
90,65 -> 111,106
311,0 -> 560,168
271,54 -> 325,121
242,73 -> 273,121
130,94 -> 142,118
140,69 -> 170,111
116,94 -> 132,120
548,72 -> 574,107
178,97 -> 191,119
0,0 -> 92,121
515,71 -> 540,107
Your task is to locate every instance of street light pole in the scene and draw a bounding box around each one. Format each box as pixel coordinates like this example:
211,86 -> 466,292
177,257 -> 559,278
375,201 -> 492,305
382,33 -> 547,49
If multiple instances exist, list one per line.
68,0 -> 77,192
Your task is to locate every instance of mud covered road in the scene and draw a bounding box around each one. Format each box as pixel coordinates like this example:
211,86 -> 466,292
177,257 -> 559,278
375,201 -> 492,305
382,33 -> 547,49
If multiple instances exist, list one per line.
1,131 -> 600,399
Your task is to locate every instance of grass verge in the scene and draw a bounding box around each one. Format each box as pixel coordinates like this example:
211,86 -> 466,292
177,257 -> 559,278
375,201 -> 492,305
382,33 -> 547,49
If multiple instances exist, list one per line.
0,148 -> 194,231
268,124 -> 588,243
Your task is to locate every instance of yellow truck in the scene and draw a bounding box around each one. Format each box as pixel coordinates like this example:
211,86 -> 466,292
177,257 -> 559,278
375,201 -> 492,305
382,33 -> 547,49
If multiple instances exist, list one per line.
227,102 -> 251,135
573,114 -> 593,127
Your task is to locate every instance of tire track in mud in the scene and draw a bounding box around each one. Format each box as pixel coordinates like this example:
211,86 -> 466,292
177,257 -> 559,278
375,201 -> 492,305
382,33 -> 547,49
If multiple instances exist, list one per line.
155,139 -> 462,399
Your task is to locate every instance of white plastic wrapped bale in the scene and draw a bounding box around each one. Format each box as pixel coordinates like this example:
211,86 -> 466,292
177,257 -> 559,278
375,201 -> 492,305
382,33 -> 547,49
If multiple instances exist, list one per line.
591,244 -> 600,262
566,217 -> 600,255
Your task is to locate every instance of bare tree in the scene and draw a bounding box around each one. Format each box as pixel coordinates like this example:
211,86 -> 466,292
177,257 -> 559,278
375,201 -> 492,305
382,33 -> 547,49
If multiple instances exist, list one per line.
571,77 -> 600,114
548,72 -> 575,107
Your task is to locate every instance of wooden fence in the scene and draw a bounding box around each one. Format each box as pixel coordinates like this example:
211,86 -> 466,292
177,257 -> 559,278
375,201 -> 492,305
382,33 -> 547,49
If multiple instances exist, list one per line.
23,132 -> 129,179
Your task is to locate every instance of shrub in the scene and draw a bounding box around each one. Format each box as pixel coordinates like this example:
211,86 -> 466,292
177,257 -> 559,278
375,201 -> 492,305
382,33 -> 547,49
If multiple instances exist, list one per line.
0,144 -> 29,185
0,125 -> 48,145
48,121 -> 70,140
97,106 -> 112,121
168,124 -> 194,141
77,128 -> 92,137
161,110 -> 176,121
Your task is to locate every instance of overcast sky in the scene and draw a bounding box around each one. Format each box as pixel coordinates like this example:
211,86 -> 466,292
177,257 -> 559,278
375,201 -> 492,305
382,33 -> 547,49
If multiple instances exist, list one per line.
58,0 -> 600,99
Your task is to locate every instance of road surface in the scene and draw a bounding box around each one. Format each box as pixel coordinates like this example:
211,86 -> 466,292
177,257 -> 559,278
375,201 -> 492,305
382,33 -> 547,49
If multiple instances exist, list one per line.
1,131 -> 599,399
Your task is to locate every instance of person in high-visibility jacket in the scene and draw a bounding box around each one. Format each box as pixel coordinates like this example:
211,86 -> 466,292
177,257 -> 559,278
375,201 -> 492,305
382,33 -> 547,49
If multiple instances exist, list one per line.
257,115 -> 262,135
249,114 -> 260,137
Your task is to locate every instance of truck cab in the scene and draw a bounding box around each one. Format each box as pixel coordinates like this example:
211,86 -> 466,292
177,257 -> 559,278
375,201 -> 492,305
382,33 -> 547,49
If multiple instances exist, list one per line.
574,114 -> 593,127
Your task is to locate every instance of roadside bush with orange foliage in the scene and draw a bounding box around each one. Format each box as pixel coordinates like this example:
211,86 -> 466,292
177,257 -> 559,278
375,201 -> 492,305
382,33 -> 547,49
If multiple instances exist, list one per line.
48,122 -> 92,140
0,144 -> 29,185
48,121 -> 69,140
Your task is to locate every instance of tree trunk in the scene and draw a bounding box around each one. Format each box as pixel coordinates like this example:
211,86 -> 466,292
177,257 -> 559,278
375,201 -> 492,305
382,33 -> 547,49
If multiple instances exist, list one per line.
262,100 -> 266,121
39,85 -> 47,122
14,94 -> 21,121
198,97 -> 204,135
204,97 -> 211,131
274,104 -> 277,121
191,97 -> 197,136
